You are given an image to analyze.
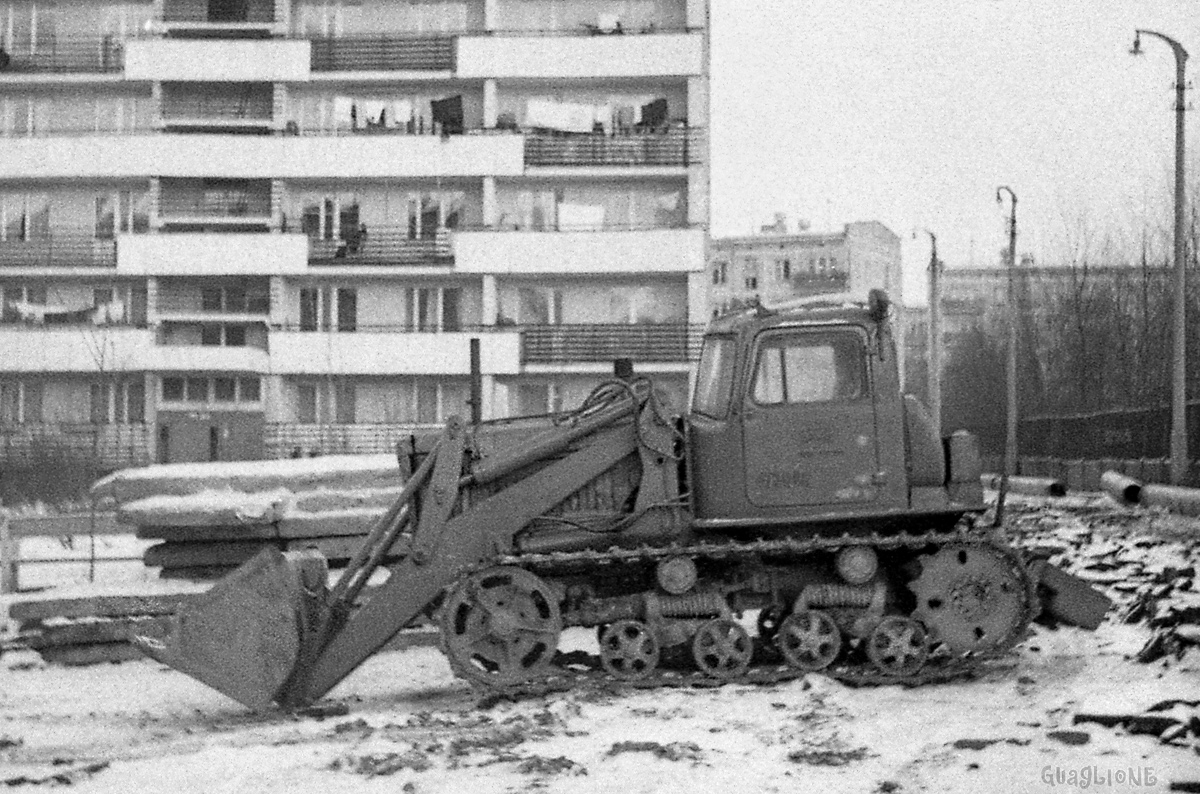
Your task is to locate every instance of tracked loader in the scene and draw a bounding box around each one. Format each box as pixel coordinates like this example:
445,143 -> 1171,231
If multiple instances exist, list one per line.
135,291 -> 1109,711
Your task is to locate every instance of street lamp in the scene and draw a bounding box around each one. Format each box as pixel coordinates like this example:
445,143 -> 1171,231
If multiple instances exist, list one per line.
1131,29 -> 1189,485
995,186 -> 1018,526
916,229 -> 942,438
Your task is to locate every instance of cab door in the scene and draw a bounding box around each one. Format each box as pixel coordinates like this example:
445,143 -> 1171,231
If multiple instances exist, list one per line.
741,325 -> 883,509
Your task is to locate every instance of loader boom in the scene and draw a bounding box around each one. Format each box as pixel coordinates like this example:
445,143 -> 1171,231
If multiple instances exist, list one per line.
139,384 -> 657,710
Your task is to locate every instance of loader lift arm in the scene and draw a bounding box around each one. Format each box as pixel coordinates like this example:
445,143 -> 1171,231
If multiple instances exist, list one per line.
137,382 -> 665,711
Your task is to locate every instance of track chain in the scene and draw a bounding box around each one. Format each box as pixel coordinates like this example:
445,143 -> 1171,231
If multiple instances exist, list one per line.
446,524 -> 1037,700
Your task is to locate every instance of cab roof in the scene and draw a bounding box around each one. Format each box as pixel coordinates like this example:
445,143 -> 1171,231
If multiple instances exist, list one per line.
705,291 -> 891,336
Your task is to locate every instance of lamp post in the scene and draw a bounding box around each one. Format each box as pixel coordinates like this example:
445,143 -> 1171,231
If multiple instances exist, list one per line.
995,186 -> 1018,526
1131,29 -> 1189,485
918,229 -> 942,438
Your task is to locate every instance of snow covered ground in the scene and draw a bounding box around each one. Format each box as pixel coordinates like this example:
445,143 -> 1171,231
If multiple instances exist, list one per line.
1,494 -> 1198,793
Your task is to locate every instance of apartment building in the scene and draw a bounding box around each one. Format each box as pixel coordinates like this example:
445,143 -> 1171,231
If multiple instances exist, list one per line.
0,0 -> 709,466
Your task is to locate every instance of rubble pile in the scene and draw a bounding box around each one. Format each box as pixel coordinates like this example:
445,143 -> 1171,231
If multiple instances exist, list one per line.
6,590 -> 203,665
1005,495 -> 1199,656
1004,494 -> 1200,752
91,455 -> 404,580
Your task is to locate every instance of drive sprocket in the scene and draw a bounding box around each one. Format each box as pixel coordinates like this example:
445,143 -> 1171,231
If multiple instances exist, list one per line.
908,544 -> 1031,655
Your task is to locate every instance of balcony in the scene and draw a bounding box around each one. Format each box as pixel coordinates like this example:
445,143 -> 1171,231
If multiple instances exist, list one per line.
520,323 -> 702,364
117,233 -> 308,275
123,38 -> 309,81
307,228 -> 453,267
0,326 -> 154,372
160,0 -> 278,35
457,31 -> 702,79
269,328 -> 520,375
0,423 -> 151,469
454,226 -> 704,274
0,235 -> 116,269
523,127 -> 702,167
161,85 -> 274,131
265,422 -> 438,458
156,289 -> 271,320
309,35 -> 455,73
158,181 -> 274,228
0,37 -> 125,75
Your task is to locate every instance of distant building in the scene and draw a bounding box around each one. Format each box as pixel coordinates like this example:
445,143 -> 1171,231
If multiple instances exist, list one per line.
708,220 -> 902,318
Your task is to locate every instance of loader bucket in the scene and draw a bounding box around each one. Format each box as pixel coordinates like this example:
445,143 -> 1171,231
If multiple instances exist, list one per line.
133,547 -> 329,712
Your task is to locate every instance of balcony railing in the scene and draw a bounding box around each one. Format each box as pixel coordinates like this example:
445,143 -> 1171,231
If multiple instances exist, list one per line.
306,227 -> 454,266
520,323 -> 703,363
0,37 -> 126,74
0,235 -> 117,268
162,96 -> 274,123
156,292 -> 271,315
0,423 -> 151,468
524,126 -> 702,167
159,192 -> 274,219
309,35 -> 455,72
162,0 -> 276,24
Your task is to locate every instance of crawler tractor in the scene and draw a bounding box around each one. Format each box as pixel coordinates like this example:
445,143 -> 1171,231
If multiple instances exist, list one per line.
137,291 -> 1098,711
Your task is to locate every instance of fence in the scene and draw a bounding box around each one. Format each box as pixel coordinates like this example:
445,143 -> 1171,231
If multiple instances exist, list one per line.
1019,400 -> 1200,461
0,510 -> 131,594
0,424 -> 152,469
265,422 -> 439,458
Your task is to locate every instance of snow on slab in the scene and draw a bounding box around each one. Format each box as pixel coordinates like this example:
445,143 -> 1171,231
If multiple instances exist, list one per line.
92,454 -> 403,501
119,488 -> 293,526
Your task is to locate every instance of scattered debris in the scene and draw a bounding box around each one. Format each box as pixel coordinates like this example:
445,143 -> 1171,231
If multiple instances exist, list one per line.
297,701 -> 351,720
0,735 -> 22,750
607,741 -> 704,762
329,750 -> 432,777
1,761 -> 109,786
516,755 -> 587,776
787,746 -> 871,766
1046,730 -> 1090,746
952,737 -> 1031,750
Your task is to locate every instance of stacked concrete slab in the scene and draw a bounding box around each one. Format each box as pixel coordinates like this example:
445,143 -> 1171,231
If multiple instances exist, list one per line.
91,455 -> 404,580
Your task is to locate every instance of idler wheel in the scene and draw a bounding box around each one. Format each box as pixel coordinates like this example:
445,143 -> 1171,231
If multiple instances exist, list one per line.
598,620 -> 661,680
691,618 -> 752,680
776,610 -> 842,671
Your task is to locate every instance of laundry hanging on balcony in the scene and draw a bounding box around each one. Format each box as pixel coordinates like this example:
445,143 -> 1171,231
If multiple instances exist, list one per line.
431,95 -> 464,135
525,99 -> 596,134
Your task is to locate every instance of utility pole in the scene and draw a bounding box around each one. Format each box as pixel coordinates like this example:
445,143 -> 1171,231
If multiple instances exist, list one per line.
995,186 -> 1018,526
1131,30 -> 1190,484
917,229 -> 942,437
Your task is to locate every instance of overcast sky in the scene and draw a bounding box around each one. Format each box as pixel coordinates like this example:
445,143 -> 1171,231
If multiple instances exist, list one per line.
708,0 -> 1199,303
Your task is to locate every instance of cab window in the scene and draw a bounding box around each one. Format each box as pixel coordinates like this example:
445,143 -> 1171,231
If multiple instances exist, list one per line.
692,336 -> 736,418
751,330 -> 866,405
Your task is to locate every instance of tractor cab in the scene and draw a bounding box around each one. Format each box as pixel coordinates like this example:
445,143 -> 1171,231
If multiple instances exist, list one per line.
687,291 -> 983,531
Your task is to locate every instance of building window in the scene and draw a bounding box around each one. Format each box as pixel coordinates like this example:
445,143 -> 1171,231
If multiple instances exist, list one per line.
213,377 -> 237,402
780,259 -> 791,280
0,380 -> 42,423
295,381 -> 355,423
745,276 -> 758,290
1,193 -> 50,241
90,380 -> 145,424
407,286 -> 461,332
185,377 -> 208,402
94,190 -> 150,239
712,261 -> 728,286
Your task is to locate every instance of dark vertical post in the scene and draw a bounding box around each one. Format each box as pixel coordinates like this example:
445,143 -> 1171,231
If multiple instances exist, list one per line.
468,337 -> 483,426
613,358 -> 634,381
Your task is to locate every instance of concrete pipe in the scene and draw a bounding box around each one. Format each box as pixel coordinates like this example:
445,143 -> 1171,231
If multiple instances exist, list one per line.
981,474 -> 1067,497
1139,483 -> 1200,518
1100,471 -> 1142,506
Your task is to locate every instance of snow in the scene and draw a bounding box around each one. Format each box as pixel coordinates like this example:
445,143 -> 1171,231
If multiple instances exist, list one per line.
2,494 -> 1199,792
92,455 -> 401,491
1,622 -> 1197,794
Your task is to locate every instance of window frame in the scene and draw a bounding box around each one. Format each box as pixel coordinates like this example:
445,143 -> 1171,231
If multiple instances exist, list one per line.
747,326 -> 870,408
